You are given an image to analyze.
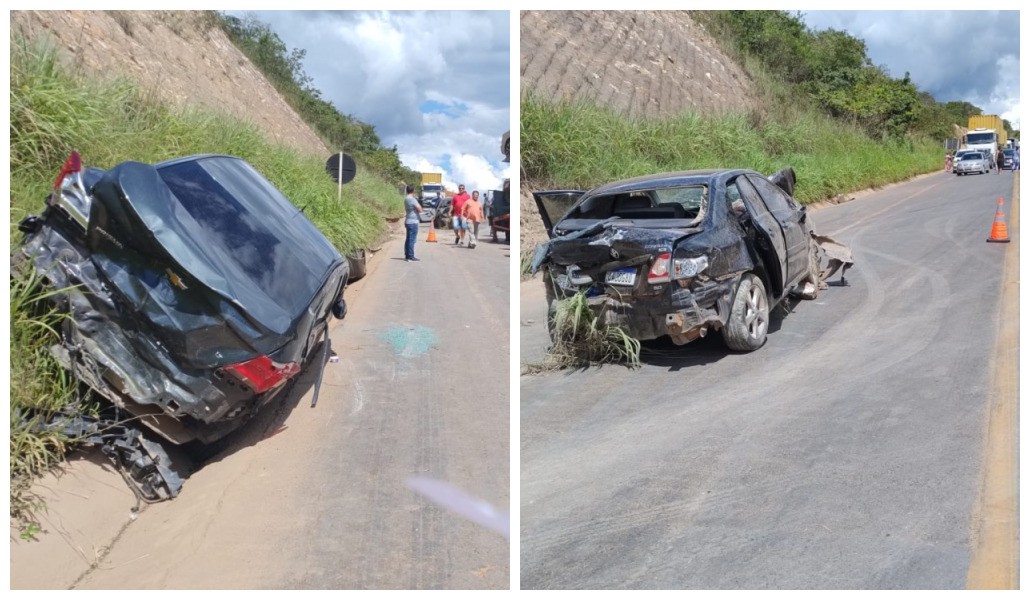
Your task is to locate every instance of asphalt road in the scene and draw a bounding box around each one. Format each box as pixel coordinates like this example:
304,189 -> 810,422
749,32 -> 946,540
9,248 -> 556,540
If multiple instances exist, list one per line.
519,169 -> 1019,589
71,221 -> 511,589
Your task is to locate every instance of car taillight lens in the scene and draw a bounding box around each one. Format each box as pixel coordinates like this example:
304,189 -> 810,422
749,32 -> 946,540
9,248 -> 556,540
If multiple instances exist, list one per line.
54,151 -> 82,191
672,256 -> 709,279
225,355 -> 301,394
648,252 -> 671,284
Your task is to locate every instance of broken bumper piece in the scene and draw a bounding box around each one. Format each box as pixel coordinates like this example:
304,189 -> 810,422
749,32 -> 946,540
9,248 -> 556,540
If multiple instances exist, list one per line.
35,410 -> 185,502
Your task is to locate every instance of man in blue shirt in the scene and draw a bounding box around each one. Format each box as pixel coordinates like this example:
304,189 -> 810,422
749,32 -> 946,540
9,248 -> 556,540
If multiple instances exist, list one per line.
404,184 -> 423,262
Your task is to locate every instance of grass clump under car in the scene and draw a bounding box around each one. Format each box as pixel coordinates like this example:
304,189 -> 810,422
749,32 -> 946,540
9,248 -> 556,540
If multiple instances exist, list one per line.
530,290 -> 642,371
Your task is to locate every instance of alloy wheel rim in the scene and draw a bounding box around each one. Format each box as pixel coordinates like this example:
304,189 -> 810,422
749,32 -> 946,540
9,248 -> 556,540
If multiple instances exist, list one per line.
744,285 -> 768,339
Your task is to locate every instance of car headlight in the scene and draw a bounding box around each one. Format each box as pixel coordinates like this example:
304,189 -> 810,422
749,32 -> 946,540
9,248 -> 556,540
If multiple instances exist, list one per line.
672,256 -> 709,279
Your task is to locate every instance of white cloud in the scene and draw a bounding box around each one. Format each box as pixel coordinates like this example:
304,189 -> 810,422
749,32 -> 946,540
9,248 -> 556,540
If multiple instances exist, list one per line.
229,10 -> 510,182
801,11 -> 1019,121
400,151 -> 506,194
449,154 -> 504,194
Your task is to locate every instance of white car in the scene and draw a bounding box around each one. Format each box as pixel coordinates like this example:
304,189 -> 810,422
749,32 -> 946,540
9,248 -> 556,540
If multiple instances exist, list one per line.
954,151 -> 989,175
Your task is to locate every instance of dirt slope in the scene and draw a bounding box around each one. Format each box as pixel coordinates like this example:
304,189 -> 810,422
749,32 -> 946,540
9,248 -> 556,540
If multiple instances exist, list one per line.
10,10 -> 329,158
519,10 -> 760,253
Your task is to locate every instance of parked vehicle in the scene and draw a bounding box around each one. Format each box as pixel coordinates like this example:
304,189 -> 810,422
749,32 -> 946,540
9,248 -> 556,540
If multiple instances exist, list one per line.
490,181 -> 510,243
954,151 -> 989,175
15,152 -> 350,446
418,173 -> 446,223
531,168 -> 851,351
1002,149 -> 1015,170
964,115 -> 1007,168
432,196 -> 453,229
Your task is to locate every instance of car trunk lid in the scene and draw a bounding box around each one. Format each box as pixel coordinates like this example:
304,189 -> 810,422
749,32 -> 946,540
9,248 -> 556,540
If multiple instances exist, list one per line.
86,157 -> 345,366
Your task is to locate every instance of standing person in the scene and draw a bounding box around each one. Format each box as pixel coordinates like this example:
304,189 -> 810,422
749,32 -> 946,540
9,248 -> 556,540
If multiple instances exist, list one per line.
996,148 -> 1004,174
451,184 -> 471,245
945,152 -> 953,172
462,190 -> 485,249
483,189 -> 494,222
404,184 -> 423,262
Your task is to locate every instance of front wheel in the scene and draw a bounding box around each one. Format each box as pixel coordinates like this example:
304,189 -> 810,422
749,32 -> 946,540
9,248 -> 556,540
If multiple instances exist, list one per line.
722,274 -> 769,352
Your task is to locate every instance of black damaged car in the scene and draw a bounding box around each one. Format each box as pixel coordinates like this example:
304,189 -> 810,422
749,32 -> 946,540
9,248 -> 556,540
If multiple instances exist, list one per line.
531,168 -> 850,352
15,152 -> 350,446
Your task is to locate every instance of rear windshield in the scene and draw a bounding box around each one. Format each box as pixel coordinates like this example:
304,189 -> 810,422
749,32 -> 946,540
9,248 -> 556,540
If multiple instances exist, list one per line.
566,185 -> 707,223
156,157 -> 340,316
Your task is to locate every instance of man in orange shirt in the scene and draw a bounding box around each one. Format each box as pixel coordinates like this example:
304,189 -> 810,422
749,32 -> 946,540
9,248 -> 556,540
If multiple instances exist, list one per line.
451,184 -> 471,245
461,190 -> 485,249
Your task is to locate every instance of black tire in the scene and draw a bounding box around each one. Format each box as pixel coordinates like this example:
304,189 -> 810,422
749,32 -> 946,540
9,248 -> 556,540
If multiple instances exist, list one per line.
345,248 -> 367,282
722,274 -> 770,352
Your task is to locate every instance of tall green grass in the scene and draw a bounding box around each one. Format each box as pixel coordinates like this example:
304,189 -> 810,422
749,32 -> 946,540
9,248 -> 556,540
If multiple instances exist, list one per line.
9,269 -> 83,538
521,93 -> 942,203
10,38 -> 404,254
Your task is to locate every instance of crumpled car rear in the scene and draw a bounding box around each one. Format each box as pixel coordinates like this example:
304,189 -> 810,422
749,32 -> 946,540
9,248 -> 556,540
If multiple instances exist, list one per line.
16,153 -> 349,444
532,168 -> 852,351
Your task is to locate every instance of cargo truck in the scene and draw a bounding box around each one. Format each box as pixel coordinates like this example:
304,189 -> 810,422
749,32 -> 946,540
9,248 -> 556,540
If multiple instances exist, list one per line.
964,115 -> 1007,168
419,172 -> 446,206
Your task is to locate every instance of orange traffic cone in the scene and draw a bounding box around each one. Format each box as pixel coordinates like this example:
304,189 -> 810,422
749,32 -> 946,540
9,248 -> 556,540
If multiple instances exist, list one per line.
426,220 -> 438,243
987,197 -> 1010,243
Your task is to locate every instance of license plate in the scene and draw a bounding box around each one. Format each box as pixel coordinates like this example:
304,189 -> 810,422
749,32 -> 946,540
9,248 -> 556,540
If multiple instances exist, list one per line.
605,267 -> 637,286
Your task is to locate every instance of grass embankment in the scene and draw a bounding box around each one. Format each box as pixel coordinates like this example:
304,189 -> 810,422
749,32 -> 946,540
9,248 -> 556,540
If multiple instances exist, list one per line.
8,38 -> 403,535
522,93 -> 942,199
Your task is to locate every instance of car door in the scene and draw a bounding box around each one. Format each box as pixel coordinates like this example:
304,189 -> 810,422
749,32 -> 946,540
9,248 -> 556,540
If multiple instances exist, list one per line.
533,190 -> 585,238
733,176 -> 787,295
745,174 -> 810,287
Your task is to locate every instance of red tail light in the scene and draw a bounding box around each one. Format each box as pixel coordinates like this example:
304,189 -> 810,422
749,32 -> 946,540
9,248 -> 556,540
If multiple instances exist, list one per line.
54,151 -> 82,191
648,252 -> 672,284
225,355 -> 300,393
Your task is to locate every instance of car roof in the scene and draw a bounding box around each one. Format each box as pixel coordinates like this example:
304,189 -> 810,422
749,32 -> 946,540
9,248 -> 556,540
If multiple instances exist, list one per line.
586,169 -> 748,197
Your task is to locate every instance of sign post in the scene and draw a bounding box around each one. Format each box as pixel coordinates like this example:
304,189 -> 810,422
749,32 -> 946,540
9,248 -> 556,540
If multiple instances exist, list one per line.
325,152 -> 357,202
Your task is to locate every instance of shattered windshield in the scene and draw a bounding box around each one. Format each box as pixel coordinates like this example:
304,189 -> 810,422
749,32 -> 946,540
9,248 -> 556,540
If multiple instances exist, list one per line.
565,185 -> 708,224
654,185 -> 706,212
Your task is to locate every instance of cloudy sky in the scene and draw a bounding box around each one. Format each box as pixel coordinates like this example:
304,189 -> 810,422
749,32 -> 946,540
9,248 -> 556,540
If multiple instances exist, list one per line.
800,10 -> 1020,129
228,10 -> 510,193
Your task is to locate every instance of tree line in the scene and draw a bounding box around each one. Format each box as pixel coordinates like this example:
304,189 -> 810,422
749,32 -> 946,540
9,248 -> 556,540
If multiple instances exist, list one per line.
690,11 -> 1017,143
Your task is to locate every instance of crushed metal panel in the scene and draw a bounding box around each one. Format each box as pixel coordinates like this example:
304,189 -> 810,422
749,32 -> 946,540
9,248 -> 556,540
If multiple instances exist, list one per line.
768,167 -> 797,197
813,233 -> 855,284
34,410 -> 185,501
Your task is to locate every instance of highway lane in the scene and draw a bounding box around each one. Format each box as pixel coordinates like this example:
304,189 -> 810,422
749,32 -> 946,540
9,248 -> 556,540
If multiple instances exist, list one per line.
519,169 -> 1019,589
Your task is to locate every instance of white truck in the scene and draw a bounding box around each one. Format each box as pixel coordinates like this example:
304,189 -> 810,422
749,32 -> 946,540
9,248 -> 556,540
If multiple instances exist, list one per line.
964,115 -> 1007,168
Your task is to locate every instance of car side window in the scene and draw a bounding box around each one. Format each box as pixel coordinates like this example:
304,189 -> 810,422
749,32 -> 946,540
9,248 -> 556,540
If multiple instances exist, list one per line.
746,175 -> 798,223
726,180 -> 746,217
